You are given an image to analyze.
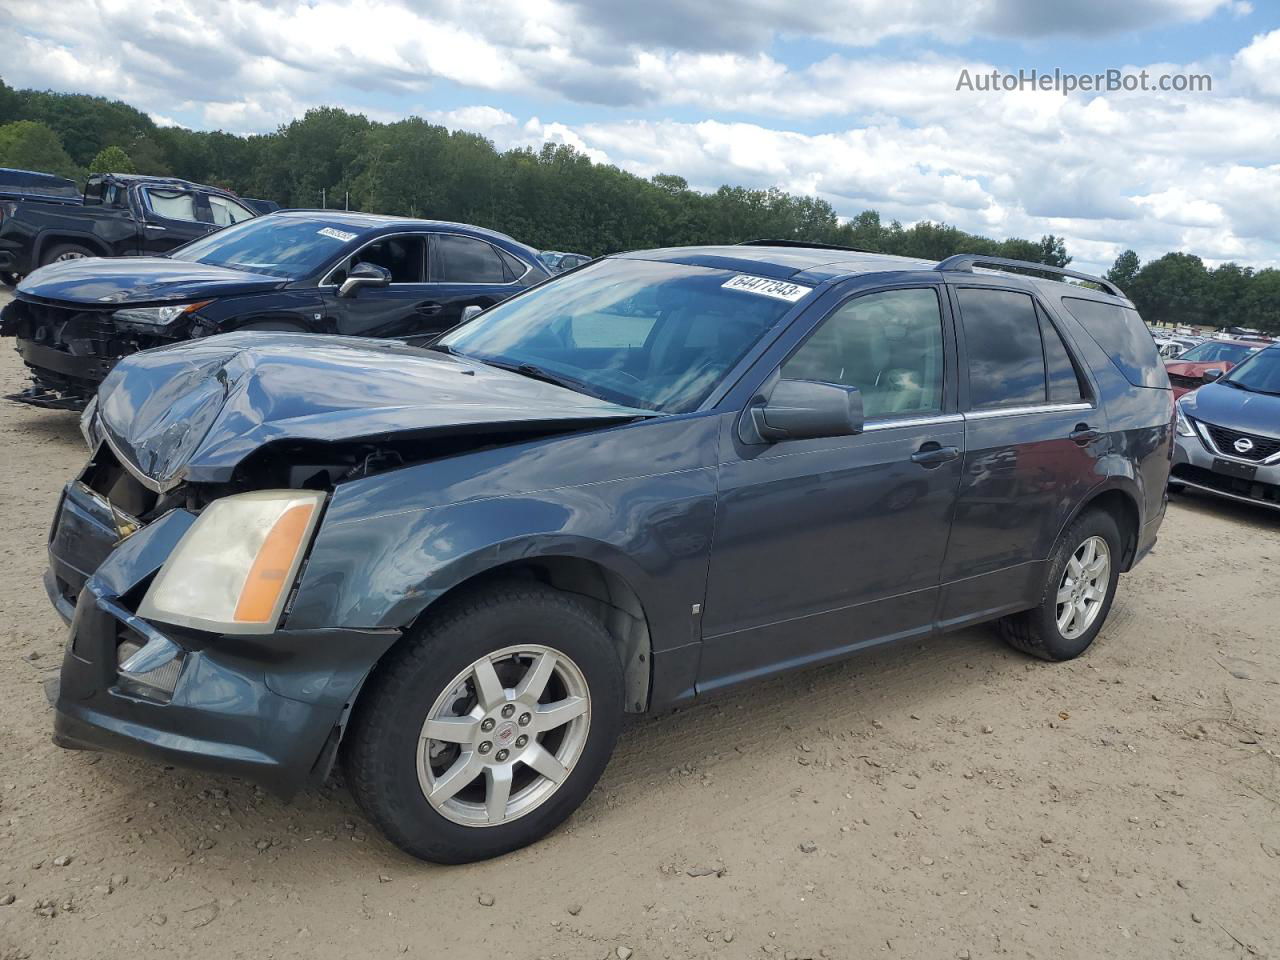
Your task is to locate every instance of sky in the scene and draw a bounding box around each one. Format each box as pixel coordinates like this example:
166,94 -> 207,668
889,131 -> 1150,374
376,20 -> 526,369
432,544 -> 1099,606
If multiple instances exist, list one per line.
1,0 -> 1278,272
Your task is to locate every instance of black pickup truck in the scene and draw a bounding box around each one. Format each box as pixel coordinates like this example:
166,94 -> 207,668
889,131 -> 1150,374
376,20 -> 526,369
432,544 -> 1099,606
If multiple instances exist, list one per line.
0,172 -> 260,285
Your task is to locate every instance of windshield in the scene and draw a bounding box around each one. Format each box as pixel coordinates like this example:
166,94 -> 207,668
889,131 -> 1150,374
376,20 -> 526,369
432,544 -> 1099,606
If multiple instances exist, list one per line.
1223,347 -> 1280,395
1178,341 -> 1256,364
168,217 -> 363,279
439,257 -> 809,413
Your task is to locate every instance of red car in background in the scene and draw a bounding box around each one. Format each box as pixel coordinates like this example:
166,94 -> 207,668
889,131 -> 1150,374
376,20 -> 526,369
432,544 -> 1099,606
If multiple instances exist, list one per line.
1164,339 -> 1263,398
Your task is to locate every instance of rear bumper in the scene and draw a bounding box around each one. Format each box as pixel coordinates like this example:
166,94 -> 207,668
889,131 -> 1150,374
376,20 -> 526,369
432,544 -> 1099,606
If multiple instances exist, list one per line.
1171,432 -> 1280,511
47,485 -> 400,798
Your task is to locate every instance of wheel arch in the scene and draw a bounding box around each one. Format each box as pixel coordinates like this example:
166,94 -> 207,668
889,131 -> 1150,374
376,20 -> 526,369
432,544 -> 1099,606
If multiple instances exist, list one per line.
387,548 -> 656,715
1060,482 -> 1143,572
35,231 -> 111,264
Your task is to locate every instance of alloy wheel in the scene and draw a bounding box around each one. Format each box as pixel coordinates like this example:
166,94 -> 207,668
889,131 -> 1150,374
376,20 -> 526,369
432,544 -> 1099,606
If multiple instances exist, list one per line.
417,644 -> 591,827
53,251 -> 87,262
1056,535 -> 1111,640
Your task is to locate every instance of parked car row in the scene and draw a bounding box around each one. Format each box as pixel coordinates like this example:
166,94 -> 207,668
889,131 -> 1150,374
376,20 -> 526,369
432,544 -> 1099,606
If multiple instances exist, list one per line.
0,210 -> 552,408
18,238 -> 1174,863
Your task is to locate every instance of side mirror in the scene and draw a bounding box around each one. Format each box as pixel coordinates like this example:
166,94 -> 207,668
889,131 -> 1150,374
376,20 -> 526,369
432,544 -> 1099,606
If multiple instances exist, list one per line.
338,262 -> 391,298
741,378 -> 864,444
1202,368 -> 1225,383
461,304 -> 483,323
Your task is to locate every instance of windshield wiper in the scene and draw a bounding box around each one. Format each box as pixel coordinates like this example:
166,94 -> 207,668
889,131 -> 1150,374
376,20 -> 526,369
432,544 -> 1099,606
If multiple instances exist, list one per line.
482,358 -> 607,399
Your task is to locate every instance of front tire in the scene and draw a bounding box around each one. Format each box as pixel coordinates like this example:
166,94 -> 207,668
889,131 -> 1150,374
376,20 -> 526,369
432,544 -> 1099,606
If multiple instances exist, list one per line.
997,509 -> 1122,661
342,580 -> 624,863
0,272 -> 20,287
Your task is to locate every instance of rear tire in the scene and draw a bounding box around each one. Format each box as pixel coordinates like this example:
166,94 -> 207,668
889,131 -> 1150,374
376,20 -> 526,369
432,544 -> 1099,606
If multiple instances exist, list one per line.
342,580 -> 624,863
997,509 -> 1122,661
41,243 -> 95,266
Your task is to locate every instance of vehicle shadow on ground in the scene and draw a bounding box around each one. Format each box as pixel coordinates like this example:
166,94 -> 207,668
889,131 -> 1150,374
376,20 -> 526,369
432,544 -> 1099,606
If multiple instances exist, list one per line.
62,620 -> 1018,870
1169,488 -> 1280,528
5,408 -> 82,444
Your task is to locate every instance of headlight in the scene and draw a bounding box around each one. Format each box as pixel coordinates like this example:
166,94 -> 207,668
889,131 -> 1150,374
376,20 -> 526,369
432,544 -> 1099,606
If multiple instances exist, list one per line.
1175,401 -> 1196,437
137,490 -> 324,634
113,300 -> 212,326
79,395 -> 100,450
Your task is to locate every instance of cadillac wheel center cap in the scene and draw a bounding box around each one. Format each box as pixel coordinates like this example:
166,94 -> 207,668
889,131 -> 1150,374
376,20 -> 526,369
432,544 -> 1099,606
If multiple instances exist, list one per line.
495,721 -> 519,745
1234,437 -> 1255,454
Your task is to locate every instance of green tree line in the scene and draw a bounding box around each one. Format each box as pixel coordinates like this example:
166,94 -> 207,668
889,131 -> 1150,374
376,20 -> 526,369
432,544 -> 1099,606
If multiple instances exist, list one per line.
1,77 -> 1274,333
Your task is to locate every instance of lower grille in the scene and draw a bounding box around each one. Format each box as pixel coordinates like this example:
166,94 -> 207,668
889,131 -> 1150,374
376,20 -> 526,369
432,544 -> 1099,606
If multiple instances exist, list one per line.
1202,422 -> 1280,462
1172,463 -> 1280,505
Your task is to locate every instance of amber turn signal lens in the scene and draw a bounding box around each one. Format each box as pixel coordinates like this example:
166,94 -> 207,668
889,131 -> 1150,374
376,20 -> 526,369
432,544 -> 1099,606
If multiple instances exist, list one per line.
233,502 -> 317,623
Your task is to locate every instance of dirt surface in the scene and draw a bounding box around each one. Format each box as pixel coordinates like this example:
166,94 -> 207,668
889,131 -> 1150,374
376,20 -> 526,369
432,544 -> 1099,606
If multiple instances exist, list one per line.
1,285 -> 1277,960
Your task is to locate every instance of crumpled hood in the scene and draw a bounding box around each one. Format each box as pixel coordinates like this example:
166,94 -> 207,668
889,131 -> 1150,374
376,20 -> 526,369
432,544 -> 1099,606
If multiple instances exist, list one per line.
95,332 -> 652,488
1180,380 -> 1280,440
18,257 -> 285,305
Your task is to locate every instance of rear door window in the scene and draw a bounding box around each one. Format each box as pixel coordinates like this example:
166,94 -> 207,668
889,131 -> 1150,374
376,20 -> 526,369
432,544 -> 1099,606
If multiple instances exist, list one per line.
1060,297 -> 1165,388
433,234 -> 507,283
205,194 -> 256,227
1039,305 -> 1088,403
957,288 -> 1046,408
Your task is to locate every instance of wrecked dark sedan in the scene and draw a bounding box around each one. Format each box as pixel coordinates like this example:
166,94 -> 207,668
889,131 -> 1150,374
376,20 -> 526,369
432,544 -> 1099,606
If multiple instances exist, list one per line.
46,246 -> 1169,863
1,210 -> 548,409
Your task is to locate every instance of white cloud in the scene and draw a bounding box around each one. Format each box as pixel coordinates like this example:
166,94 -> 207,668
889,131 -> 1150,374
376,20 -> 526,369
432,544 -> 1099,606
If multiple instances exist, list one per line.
0,0 -> 1274,272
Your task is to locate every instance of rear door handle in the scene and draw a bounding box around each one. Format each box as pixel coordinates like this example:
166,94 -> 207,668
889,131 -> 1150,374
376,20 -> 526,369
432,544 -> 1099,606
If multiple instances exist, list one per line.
1069,424 -> 1101,445
910,443 -> 960,467
415,302 -> 443,316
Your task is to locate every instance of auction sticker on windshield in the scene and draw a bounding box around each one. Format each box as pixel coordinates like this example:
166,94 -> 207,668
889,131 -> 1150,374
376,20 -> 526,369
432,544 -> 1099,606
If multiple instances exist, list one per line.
318,227 -> 358,242
721,274 -> 811,302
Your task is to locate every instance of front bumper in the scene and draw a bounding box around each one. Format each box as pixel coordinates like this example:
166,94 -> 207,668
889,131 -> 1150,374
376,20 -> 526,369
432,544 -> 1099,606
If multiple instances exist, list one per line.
47,482 -> 399,798
1171,429 -> 1280,511
6,339 -> 113,409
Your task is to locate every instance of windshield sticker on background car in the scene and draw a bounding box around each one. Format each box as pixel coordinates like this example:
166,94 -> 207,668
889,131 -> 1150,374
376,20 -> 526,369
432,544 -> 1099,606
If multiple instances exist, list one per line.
721,274 -> 811,302
317,227 -> 358,242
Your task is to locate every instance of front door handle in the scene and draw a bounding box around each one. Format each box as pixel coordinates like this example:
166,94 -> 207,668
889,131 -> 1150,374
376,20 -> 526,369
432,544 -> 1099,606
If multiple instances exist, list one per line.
910,442 -> 960,467
415,302 -> 443,316
1069,424 -> 1101,445
144,224 -> 166,232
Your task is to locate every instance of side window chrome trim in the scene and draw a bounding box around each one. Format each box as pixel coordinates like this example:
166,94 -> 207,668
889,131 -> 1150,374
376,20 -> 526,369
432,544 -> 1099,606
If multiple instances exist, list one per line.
862,413 -> 963,432
965,401 -> 1093,421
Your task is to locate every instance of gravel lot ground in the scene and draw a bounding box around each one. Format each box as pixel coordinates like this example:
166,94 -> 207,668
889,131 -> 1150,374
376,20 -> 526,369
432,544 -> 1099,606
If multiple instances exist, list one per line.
0,286 -> 1277,960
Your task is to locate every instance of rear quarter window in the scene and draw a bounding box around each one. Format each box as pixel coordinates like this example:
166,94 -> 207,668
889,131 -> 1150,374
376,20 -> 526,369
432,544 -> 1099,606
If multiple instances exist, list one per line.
1059,297 -> 1166,389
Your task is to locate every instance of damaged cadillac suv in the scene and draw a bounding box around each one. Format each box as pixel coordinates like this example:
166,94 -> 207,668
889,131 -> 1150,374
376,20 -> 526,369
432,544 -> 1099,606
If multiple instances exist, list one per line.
46,246 -> 1171,863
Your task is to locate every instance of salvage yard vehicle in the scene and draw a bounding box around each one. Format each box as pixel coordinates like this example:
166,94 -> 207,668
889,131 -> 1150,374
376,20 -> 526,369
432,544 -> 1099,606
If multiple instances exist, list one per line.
0,210 -> 549,409
1171,343 -> 1280,510
0,172 -> 260,286
1164,339 -> 1262,398
0,167 -> 84,286
538,250 -> 592,273
45,246 -> 1171,863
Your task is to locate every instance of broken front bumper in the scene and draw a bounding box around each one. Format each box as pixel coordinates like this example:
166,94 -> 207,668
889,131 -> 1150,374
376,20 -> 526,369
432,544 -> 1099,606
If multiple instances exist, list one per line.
47,481 -> 399,798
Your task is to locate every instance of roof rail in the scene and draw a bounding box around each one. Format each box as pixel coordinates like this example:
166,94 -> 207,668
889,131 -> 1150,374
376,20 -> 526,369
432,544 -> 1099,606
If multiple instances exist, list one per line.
935,254 -> 1125,299
738,238 -> 874,254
